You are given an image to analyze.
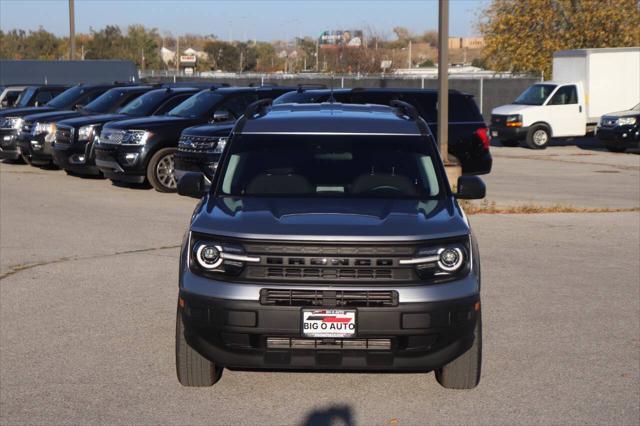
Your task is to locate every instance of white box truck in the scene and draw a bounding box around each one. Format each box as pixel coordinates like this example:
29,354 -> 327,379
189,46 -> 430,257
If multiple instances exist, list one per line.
490,47 -> 640,148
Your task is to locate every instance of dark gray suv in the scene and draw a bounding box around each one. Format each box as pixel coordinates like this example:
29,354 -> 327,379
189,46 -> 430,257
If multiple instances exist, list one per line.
175,100 -> 486,389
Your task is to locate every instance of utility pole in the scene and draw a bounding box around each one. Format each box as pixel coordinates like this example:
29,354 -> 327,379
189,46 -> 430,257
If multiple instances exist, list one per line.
315,37 -> 320,72
437,0 -> 449,164
175,36 -> 180,74
408,40 -> 412,68
68,0 -> 76,60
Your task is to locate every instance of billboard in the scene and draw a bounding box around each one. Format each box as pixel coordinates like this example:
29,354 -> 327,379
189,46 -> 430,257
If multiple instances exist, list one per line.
319,30 -> 363,48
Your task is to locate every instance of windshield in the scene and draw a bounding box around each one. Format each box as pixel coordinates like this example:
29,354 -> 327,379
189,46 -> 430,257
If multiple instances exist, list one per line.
16,87 -> 36,107
46,86 -> 85,108
632,103 -> 640,111
273,92 -> 328,105
513,84 -> 556,105
84,89 -> 132,113
167,91 -> 222,118
219,134 -> 441,199
118,90 -> 166,116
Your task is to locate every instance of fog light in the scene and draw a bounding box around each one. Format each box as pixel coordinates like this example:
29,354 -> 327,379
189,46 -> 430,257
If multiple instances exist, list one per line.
30,140 -> 42,151
2,136 -> 10,141
70,154 -> 86,164
438,248 -> 463,272
123,152 -> 139,164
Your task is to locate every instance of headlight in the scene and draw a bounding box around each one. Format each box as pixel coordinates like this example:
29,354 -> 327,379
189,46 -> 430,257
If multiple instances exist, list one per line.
34,122 -> 55,136
506,115 -> 522,127
1,117 -> 23,130
190,234 -> 261,276
213,137 -> 227,153
399,239 -> 470,282
617,117 -> 637,126
77,125 -> 95,142
122,130 -> 150,145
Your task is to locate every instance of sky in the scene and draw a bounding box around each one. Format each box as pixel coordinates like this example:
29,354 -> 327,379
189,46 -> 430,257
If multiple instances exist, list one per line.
0,0 -> 490,41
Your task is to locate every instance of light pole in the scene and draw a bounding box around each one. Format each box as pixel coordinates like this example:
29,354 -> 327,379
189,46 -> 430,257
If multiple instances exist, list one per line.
68,0 -> 76,60
437,0 -> 449,165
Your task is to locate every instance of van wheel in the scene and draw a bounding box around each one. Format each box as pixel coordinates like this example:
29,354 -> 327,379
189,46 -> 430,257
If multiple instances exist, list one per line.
435,310 -> 482,389
525,125 -> 550,149
500,139 -> 520,147
147,148 -> 177,193
176,308 -> 222,387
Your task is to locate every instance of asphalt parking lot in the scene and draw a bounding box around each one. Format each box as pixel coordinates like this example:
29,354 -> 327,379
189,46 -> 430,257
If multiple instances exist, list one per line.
1,139 -> 639,425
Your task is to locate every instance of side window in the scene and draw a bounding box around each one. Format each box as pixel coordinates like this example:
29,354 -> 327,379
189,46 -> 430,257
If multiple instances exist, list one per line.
154,95 -> 191,115
548,85 -> 578,105
449,95 -> 483,122
216,93 -> 258,120
408,94 -> 438,122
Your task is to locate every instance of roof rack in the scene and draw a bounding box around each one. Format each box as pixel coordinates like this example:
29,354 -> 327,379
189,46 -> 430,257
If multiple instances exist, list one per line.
296,83 -> 328,92
390,100 -> 419,120
244,98 -> 272,119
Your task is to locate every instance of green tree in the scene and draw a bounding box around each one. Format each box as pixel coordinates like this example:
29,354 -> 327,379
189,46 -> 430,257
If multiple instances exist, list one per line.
480,0 -> 640,76
203,40 -> 240,71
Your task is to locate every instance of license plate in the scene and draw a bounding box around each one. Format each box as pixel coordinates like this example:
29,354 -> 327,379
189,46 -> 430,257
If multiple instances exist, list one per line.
302,309 -> 356,338
491,130 -> 498,137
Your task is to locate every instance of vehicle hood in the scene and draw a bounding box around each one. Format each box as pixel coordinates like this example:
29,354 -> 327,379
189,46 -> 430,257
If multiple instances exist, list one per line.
191,197 -> 469,242
58,113 -> 129,128
0,106 -> 54,118
182,123 -> 234,137
23,109 -> 85,123
104,115 -> 199,131
492,104 -> 539,115
601,109 -> 640,118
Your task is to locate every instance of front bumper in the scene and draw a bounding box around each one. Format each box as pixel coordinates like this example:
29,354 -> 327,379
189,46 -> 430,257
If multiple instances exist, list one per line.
16,132 -> 54,165
0,129 -> 21,160
596,126 -> 640,146
94,143 -> 147,183
490,125 -> 528,141
53,140 -> 101,175
179,290 -> 479,371
174,150 -> 220,181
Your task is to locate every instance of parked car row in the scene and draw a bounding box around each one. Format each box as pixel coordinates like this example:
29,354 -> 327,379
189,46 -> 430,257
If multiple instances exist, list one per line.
1,82 -> 494,193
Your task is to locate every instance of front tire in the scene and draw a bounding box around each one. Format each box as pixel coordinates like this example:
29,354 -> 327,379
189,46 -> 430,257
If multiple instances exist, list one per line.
436,309 -> 482,389
525,125 -> 551,149
176,308 -> 222,387
147,148 -> 177,193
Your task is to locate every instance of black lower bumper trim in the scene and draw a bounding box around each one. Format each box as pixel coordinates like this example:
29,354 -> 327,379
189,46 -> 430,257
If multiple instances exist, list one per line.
179,291 -> 479,371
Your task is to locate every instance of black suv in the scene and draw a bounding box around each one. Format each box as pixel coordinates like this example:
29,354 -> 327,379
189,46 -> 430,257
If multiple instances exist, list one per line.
0,83 -> 130,162
175,100 -> 485,389
173,88 -> 492,181
596,102 -> 640,152
53,87 -> 199,176
95,86 -> 295,192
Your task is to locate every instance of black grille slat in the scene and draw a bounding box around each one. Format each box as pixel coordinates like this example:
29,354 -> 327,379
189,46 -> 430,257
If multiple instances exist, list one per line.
260,289 -> 399,307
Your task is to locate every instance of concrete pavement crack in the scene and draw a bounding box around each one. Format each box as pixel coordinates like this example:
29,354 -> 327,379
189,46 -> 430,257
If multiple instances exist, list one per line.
0,244 -> 181,281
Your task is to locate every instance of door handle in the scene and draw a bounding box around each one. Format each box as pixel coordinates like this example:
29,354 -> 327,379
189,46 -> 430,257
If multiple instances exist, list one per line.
579,105 -> 582,113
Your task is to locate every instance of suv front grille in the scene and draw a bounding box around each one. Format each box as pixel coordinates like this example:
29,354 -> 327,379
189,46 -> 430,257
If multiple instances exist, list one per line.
55,126 -> 73,144
241,241 -> 420,284
99,129 -> 124,144
260,289 -> 399,307
266,337 -> 392,350
178,135 -> 222,153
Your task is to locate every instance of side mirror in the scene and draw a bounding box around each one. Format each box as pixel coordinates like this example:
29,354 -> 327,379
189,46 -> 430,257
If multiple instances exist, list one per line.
177,172 -> 211,198
212,109 -> 232,123
74,103 -> 85,110
455,176 -> 486,199
0,100 -> 7,107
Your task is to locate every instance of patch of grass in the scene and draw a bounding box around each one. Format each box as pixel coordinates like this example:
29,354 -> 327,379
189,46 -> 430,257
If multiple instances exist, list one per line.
459,199 -> 640,215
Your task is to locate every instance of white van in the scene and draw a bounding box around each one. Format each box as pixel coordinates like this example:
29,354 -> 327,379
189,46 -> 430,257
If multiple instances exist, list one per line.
490,47 -> 640,149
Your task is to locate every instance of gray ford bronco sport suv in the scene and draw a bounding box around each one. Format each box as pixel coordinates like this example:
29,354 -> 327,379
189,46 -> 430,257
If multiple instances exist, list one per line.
176,99 -> 486,389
